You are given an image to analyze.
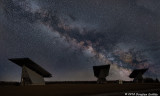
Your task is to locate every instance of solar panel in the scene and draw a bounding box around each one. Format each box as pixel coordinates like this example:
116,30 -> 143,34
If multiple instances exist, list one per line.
93,65 -> 110,78
129,68 -> 148,78
9,58 -> 52,77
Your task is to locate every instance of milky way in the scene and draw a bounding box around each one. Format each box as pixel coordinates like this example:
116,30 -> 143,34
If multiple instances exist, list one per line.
0,0 -> 160,81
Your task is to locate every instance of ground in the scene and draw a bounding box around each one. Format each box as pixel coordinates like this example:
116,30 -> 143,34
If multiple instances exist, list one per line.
0,83 -> 160,96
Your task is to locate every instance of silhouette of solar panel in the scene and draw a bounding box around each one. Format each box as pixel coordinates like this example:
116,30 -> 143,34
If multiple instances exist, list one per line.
93,65 -> 110,83
129,68 -> 148,83
129,68 -> 148,78
9,58 -> 52,85
9,58 -> 52,77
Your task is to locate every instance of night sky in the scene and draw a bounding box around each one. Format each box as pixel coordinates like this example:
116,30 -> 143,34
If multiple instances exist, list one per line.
0,0 -> 160,81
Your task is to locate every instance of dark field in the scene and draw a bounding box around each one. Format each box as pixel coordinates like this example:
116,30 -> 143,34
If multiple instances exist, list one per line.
0,83 -> 160,96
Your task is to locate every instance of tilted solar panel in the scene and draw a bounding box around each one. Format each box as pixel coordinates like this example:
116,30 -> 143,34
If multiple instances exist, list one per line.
9,58 -> 52,77
129,68 -> 148,78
